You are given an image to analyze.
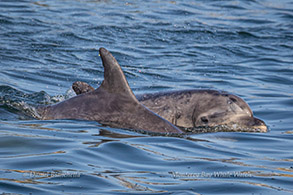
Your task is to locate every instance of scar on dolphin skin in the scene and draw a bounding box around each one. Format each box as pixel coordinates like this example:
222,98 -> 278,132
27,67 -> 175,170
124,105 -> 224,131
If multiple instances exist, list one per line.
71,51 -> 268,133
37,48 -> 182,134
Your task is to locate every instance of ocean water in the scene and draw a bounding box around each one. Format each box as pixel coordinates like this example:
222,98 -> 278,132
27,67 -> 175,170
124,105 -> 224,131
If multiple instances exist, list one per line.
0,0 -> 292,194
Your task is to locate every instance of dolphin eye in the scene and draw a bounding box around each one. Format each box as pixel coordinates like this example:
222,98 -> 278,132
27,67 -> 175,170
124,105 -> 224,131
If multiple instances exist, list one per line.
228,97 -> 237,104
230,97 -> 237,102
201,116 -> 209,123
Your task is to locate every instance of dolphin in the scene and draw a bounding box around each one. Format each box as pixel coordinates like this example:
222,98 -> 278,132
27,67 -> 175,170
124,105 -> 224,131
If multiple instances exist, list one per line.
138,90 -> 267,132
73,83 -> 267,133
71,56 -> 268,133
37,48 -> 182,134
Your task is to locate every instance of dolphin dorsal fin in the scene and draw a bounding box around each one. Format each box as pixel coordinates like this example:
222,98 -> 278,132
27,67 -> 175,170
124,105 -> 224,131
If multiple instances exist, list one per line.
96,48 -> 182,134
98,48 -> 136,99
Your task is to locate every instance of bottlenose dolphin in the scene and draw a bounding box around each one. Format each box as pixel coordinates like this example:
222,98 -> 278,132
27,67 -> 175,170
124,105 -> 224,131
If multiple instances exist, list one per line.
138,90 -> 267,132
37,48 -> 182,134
74,83 -> 267,132
71,54 -> 267,133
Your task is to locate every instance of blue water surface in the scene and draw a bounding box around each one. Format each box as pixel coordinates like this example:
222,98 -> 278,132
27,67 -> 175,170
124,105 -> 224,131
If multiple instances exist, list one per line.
0,0 -> 292,194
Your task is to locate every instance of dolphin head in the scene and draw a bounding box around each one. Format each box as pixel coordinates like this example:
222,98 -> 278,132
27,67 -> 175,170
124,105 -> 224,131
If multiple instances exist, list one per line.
192,92 -> 268,132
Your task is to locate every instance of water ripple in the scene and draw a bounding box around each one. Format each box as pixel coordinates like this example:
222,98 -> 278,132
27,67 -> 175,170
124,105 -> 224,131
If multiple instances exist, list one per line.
0,0 -> 292,194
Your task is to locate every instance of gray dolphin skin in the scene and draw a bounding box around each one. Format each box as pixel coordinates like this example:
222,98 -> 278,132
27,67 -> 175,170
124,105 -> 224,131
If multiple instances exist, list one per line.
74,83 -> 267,132
138,90 -> 267,132
71,51 -> 267,133
37,48 -> 183,134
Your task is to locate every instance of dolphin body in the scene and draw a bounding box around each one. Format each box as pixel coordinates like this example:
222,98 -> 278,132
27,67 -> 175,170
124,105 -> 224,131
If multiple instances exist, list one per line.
37,48 -> 183,134
73,82 -> 267,133
71,49 -> 268,133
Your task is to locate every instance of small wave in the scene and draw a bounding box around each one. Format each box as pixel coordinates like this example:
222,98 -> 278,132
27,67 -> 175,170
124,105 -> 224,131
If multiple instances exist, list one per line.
0,85 -> 75,120
184,125 -> 267,134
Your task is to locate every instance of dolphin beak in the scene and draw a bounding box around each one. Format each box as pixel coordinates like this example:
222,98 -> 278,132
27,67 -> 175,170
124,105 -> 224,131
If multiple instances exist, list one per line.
253,118 -> 268,132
